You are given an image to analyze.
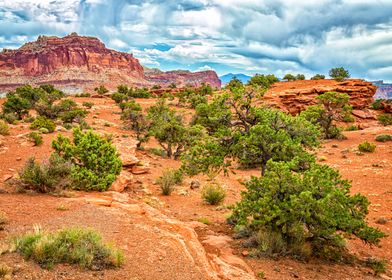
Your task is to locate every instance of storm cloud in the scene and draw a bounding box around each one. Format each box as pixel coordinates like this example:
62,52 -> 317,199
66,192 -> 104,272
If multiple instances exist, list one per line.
0,0 -> 391,81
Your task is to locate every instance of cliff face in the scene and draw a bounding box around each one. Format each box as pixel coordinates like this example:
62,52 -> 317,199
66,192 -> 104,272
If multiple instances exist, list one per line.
263,79 -> 377,115
0,34 -> 221,92
145,70 -> 221,89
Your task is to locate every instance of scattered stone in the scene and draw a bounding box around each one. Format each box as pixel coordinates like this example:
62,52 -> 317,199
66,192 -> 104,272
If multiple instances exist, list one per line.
131,165 -> 150,175
190,180 -> 201,189
16,157 -> 21,161
352,109 -> 375,119
85,197 -> 112,207
241,250 -> 249,257
109,170 -> 133,192
2,174 -> 13,182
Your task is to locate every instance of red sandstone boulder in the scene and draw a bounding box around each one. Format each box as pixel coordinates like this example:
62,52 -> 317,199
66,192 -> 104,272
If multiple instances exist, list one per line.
263,79 -> 377,115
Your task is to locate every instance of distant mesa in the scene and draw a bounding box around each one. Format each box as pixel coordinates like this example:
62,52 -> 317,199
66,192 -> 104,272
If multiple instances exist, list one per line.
219,73 -> 251,85
0,33 -> 221,93
372,80 -> 392,99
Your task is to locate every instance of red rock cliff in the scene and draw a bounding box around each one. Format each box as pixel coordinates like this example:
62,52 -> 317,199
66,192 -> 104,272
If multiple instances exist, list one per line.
145,69 -> 221,89
0,34 -> 222,92
263,79 -> 377,114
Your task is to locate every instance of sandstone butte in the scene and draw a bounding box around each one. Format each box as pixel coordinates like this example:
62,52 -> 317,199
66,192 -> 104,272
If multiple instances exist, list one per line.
263,79 -> 377,115
0,33 -> 221,93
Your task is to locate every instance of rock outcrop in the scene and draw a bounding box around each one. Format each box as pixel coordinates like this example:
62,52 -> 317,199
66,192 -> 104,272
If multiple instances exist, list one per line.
145,69 -> 221,89
0,34 -> 222,92
263,79 -> 377,114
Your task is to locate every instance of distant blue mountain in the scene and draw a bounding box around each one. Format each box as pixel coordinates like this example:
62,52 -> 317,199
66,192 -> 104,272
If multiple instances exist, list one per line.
372,80 -> 392,99
220,73 -> 251,85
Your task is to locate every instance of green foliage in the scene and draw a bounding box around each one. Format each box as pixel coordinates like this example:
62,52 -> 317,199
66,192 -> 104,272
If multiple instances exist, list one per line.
148,99 -> 204,159
0,120 -> 10,135
28,132 -> 43,146
283,73 -> 296,81
52,128 -> 122,191
156,168 -> 183,195
329,67 -> 350,81
2,93 -> 31,119
311,74 -> 325,80
345,125 -> 360,131
231,161 -> 385,258
364,258 -> 387,276
301,92 -> 351,139
82,102 -> 94,109
121,100 -> 149,148
358,141 -> 376,153
30,116 -> 55,133
15,227 -> 124,270
226,77 -> 244,91
375,134 -> 392,142
128,87 -> 151,98
18,154 -> 72,193
186,89 -> 319,176
247,74 -> 279,88
295,74 -> 305,80
377,113 -> 392,126
111,93 -> 127,104
371,99 -> 384,110
177,84 -> 212,108
1,113 -> 18,124
94,85 -> 109,95
60,108 -> 88,124
201,183 -> 226,205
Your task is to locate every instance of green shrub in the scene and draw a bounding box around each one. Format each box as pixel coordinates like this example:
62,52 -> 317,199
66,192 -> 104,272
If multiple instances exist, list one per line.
0,120 -> 10,135
60,108 -> 88,124
311,74 -> 325,80
364,258 -> 387,276
0,263 -> 11,278
201,183 -> 226,205
378,113 -> 392,126
18,154 -> 72,193
82,102 -> 94,109
371,99 -> 383,110
358,141 -> 376,153
375,134 -> 392,142
30,116 -> 55,133
345,125 -> 360,131
15,227 -> 124,270
2,113 -> 18,124
28,132 -> 43,146
329,67 -> 350,81
156,168 -> 183,195
52,128 -> 122,191
231,161 -> 385,259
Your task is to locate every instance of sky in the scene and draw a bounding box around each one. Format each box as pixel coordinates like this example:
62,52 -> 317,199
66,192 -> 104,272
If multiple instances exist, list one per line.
0,0 -> 392,81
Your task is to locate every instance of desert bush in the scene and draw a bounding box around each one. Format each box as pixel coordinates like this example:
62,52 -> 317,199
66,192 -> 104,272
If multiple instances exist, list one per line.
311,74 -> 325,80
111,93 -> 127,104
375,134 -> 392,142
60,108 -> 88,124
358,141 -> 376,153
283,73 -> 296,81
201,183 -> 226,205
0,120 -> 10,136
1,113 -> 18,124
128,87 -> 151,98
2,94 -> 31,120
301,92 -> 351,139
378,113 -> 392,126
52,128 -> 122,191
94,85 -> 109,95
329,67 -> 350,81
296,74 -> 305,80
364,258 -> 387,276
345,125 -> 360,131
18,154 -> 72,193
28,132 -> 43,146
230,160 -> 385,259
156,168 -> 183,195
247,74 -> 279,88
0,263 -> 11,278
82,102 -> 94,109
15,227 -> 124,270
30,116 -> 55,133
371,99 -> 383,110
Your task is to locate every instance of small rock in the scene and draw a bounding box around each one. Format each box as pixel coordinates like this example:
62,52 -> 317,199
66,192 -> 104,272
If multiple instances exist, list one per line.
109,170 -> 133,192
3,174 -> 13,182
16,157 -> 22,161
190,180 -> 201,189
131,165 -> 150,175
241,250 -> 249,257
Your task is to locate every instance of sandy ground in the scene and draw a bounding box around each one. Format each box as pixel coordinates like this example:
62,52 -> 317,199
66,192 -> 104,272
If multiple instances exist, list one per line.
0,96 -> 391,279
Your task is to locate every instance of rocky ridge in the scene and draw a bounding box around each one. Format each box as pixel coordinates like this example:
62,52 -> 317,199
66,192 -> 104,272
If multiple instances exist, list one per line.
0,34 -> 221,92
263,79 -> 377,116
